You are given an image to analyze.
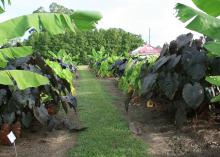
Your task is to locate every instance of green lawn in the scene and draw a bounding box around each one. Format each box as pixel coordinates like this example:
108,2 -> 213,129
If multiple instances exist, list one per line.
69,66 -> 149,157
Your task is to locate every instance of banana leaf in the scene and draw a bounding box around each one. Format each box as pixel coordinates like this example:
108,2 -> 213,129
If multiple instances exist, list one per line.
0,70 -> 49,90
204,42 -> 220,57
175,3 -> 220,41
192,0 -> 220,17
206,76 -> 220,86
45,60 -> 76,96
0,46 -> 33,68
71,11 -> 102,31
0,11 -> 102,44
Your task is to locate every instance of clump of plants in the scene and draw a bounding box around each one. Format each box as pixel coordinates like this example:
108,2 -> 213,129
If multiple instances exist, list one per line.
88,48 -> 128,78
0,2 -> 102,145
0,54 -> 77,145
139,33 -> 220,127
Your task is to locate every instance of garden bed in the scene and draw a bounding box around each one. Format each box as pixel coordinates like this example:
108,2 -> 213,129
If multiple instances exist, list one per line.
101,77 -> 220,157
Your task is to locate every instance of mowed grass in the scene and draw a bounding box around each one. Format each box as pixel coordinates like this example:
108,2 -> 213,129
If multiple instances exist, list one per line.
69,66 -> 149,157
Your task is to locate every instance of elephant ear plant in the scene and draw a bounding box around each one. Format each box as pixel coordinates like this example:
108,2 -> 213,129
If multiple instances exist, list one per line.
0,3 -> 102,144
175,0 -> 220,103
140,33 -> 212,128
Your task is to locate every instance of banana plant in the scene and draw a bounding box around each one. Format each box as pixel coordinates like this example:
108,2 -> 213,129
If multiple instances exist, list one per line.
0,10 -> 102,89
175,0 -> 220,103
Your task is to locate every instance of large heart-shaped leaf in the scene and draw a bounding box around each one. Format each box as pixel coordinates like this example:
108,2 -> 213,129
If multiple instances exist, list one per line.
140,73 -> 158,96
33,105 -> 49,125
158,73 -> 179,100
21,112 -> 33,128
186,64 -> 206,81
176,33 -> 193,49
61,93 -> 77,112
182,83 -> 204,109
166,54 -> 181,70
182,47 -> 207,81
2,112 -> 15,124
153,56 -> 171,72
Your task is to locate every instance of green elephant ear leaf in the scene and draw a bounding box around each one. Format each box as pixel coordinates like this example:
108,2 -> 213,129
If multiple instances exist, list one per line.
182,82 -> 204,109
0,70 -> 49,90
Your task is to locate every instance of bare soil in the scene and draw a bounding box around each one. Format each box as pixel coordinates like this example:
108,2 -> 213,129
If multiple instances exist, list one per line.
100,78 -> 220,157
0,109 -> 78,157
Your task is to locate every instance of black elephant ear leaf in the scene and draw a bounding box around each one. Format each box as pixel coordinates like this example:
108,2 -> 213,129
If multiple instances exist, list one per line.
210,57 -> 220,75
2,112 -> 15,124
61,101 -> 68,113
160,44 -> 169,57
61,93 -> 77,112
182,83 -> 204,109
153,56 -> 171,72
0,89 -> 7,106
33,105 -> 49,125
182,46 -> 207,81
141,73 -> 158,96
167,54 -> 181,70
176,33 -> 193,49
0,116 -> 2,126
21,112 -> 33,128
159,73 -> 179,100
186,64 -> 206,81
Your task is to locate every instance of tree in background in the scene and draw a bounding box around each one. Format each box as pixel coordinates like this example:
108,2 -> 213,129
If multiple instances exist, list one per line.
26,3 -> 144,64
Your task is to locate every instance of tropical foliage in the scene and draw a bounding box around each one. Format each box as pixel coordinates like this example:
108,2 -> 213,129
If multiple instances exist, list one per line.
0,1 -> 101,144
175,0 -> 220,103
26,28 -> 144,64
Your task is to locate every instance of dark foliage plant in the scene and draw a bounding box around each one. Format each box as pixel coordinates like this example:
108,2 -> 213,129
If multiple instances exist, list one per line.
0,55 -> 78,130
139,33 -> 220,127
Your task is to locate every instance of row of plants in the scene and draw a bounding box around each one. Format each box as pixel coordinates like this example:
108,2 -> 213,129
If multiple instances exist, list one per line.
24,3 -> 144,65
88,0 -> 220,128
88,46 -> 158,109
0,1 -> 102,145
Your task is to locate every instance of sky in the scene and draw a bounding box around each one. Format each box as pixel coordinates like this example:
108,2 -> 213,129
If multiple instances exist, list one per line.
0,0 -> 201,46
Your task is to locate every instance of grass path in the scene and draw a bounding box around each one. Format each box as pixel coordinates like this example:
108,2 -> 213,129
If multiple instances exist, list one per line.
69,66 -> 149,157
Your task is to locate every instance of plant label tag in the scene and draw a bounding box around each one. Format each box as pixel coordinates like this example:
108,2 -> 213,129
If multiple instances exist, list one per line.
7,131 -> 16,143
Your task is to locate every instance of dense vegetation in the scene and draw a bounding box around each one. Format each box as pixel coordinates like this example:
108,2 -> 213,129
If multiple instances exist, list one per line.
88,0 -> 220,129
25,28 -> 144,64
24,3 -> 144,64
0,1 -> 102,145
